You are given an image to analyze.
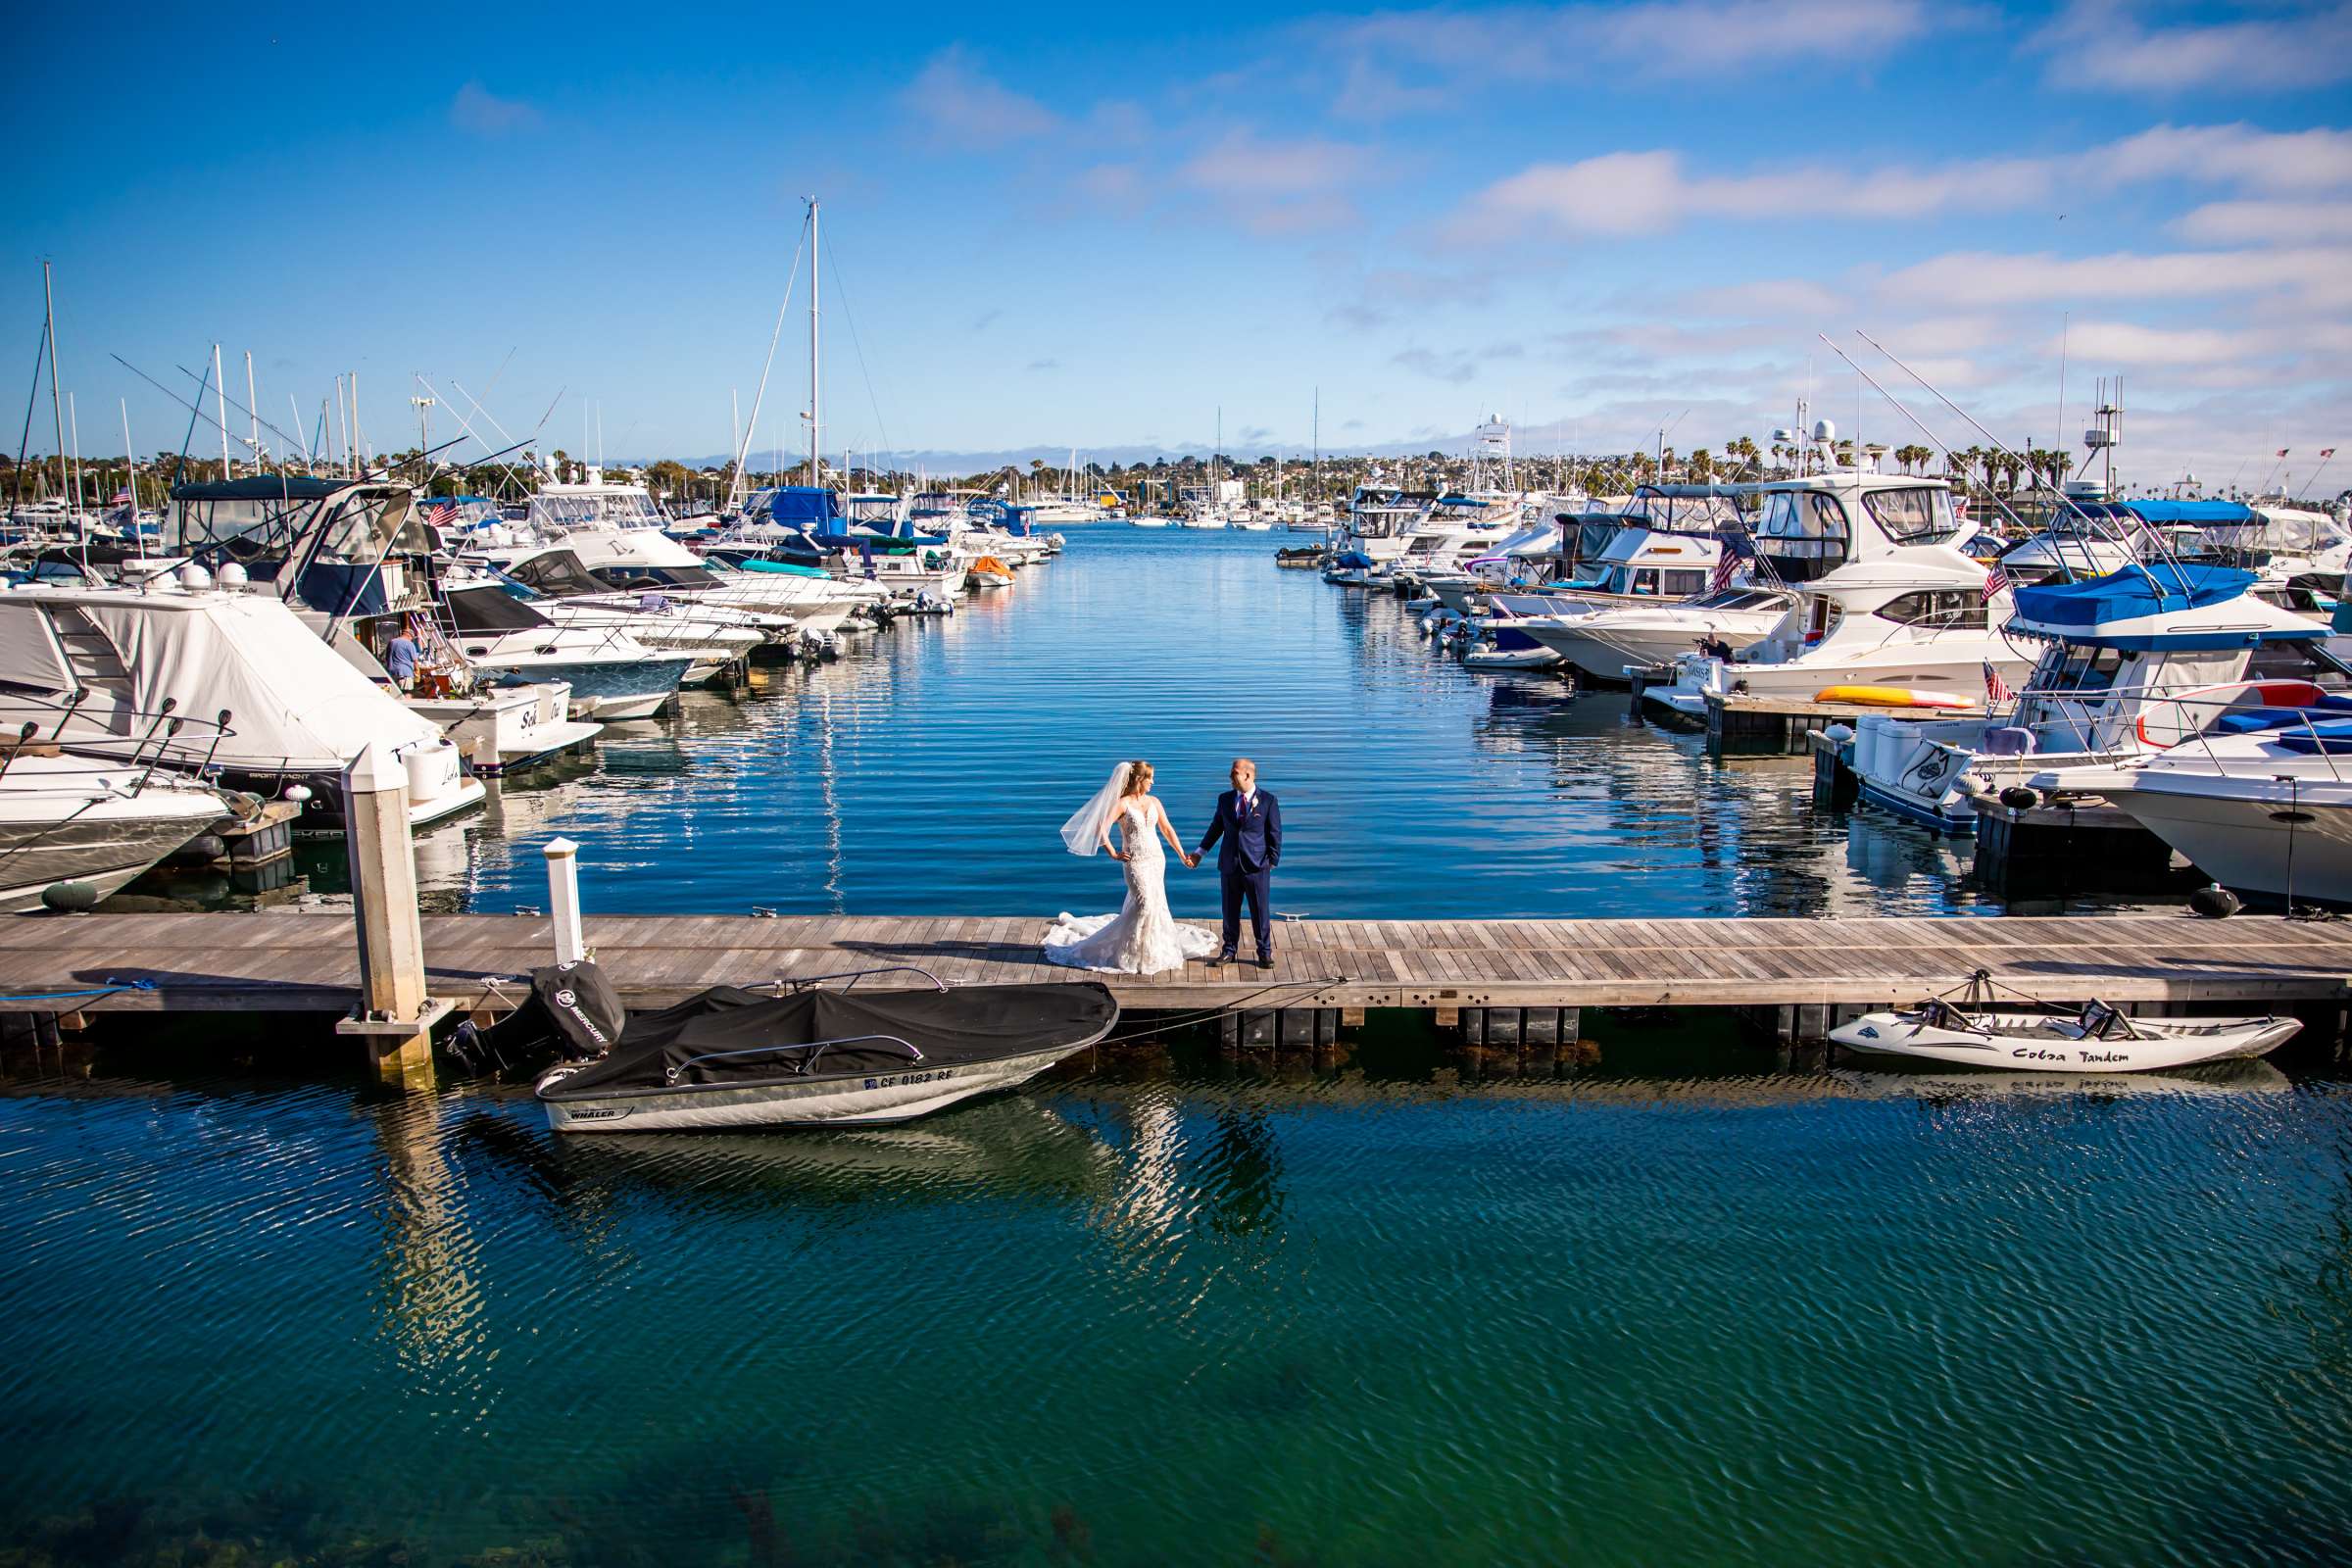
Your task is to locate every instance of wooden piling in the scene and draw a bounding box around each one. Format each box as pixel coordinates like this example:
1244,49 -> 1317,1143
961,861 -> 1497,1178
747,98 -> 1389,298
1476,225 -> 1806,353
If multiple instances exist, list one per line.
332,742 -> 451,1087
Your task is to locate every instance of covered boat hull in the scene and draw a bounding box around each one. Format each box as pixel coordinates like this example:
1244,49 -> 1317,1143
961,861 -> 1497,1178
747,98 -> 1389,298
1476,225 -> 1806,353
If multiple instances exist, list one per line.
541,1042 -> 1087,1132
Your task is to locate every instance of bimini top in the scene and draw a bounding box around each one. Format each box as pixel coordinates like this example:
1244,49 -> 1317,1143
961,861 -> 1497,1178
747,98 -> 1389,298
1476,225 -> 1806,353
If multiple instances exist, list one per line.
2007,564 -> 2316,649
764,486 -> 844,527
170,475 -> 354,503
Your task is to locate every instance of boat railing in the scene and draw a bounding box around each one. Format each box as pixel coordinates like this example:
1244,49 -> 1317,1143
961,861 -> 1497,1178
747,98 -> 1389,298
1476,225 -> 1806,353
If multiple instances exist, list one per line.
5,692 -> 240,781
769,964 -> 947,994
662,1033 -> 924,1085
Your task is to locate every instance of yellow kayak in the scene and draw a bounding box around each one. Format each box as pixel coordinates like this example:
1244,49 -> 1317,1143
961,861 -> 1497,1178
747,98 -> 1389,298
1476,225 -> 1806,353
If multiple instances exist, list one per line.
1814,685 -> 1977,710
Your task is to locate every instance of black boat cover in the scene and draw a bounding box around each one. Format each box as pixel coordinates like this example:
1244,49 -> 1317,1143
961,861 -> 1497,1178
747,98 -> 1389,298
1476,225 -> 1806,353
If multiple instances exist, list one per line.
515,962 -> 1119,1098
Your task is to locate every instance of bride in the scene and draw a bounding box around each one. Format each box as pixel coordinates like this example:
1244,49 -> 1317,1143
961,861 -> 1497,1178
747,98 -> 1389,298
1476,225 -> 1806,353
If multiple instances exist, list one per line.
1043,760 -> 1221,974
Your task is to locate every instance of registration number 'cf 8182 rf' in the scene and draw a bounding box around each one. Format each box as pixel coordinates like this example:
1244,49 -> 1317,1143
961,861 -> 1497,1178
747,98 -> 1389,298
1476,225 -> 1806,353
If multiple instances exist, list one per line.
863,1068 -> 955,1091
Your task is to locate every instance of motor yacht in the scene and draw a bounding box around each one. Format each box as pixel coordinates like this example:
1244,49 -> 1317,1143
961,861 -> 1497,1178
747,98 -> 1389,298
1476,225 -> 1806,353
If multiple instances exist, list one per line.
1342,484 -> 1436,562
0,578 -> 484,832
2032,715 -> 2352,906
440,583 -> 694,720
0,744 -> 233,912
1642,470 -> 2033,715
1563,586 -> 1801,681
1848,564 -> 2334,831
462,549 -> 782,677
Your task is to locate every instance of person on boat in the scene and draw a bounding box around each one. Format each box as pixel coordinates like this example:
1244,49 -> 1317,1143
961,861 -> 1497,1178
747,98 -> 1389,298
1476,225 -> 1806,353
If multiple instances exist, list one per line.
384,629 -> 420,694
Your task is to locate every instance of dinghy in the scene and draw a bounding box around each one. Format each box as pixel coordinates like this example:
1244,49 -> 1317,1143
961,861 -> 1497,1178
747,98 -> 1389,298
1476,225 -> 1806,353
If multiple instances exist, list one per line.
1830,997 -> 2298,1073
507,960 -> 1117,1132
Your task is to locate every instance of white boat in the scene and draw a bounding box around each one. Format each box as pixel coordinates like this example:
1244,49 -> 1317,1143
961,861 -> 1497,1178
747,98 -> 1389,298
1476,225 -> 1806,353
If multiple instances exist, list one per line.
1459,626 -> 1564,670
1642,469 -> 2033,715
0,579 -> 484,832
495,961 -> 1121,1132
440,583 -> 694,720
452,554 -> 771,681
2034,717 -> 2352,906
1849,563 -> 2330,831
1832,999 -> 2299,1072
0,746 -> 231,911
1342,484 -> 1436,562
1568,587 -> 1798,679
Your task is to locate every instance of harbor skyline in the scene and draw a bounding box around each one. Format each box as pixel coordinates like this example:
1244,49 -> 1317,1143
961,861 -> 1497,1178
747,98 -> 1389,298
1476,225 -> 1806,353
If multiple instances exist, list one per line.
6,1 -> 2348,483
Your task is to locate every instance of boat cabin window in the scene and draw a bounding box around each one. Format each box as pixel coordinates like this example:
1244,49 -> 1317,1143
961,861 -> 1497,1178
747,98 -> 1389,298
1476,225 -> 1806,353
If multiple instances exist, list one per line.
445,586 -> 551,634
593,564 -> 720,590
1872,591 -> 1989,630
1755,491 -> 1850,580
1661,568 -> 1709,597
1862,487 -> 1960,545
2039,645 -> 2128,695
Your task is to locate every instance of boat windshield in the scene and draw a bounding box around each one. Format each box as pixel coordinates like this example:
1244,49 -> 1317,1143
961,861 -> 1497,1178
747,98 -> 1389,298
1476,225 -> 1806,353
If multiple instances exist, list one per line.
527,489 -> 669,530
1862,486 -> 1962,546
1756,490 -> 1851,581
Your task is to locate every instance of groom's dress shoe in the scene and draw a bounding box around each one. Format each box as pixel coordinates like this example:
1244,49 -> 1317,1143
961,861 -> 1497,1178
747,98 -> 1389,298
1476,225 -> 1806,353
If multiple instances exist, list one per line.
1210,952 -> 1234,965
1254,955 -> 1274,970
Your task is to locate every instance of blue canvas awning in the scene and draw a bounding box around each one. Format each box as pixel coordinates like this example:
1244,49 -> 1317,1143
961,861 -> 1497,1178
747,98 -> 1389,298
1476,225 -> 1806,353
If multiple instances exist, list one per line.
2119,499 -> 2257,525
764,486 -> 844,526
2010,564 -> 2255,628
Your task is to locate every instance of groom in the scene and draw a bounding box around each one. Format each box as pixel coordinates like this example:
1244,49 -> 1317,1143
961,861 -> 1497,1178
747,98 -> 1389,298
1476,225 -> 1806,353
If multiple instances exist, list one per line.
1189,758 -> 1281,969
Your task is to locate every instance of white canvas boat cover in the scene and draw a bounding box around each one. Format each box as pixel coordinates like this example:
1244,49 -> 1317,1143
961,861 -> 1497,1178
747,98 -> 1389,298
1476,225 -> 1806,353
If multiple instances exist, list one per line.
0,589 -> 440,771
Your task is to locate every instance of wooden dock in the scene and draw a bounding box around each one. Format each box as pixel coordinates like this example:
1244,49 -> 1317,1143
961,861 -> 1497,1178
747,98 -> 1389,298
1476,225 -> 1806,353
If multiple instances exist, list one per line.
7,911 -> 2352,1017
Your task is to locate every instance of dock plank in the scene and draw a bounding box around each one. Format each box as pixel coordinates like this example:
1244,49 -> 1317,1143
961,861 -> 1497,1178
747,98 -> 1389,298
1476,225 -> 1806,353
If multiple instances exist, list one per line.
7,911 -> 2352,1015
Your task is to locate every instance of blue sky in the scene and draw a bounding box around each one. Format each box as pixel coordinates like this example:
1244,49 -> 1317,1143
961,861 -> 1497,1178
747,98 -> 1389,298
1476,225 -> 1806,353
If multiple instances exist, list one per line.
9,1 -> 2350,486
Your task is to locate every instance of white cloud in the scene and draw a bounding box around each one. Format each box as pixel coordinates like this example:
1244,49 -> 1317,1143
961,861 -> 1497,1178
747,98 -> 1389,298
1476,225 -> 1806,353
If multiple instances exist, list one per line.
2057,320 -> 2268,368
2031,1 -> 2352,91
1180,130 -> 1371,233
1471,123 -> 2352,237
1330,0 -> 1942,83
1877,246 -> 2352,308
450,82 -> 540,136
2173,199 -> 2352,245
901,47 -> 1059,146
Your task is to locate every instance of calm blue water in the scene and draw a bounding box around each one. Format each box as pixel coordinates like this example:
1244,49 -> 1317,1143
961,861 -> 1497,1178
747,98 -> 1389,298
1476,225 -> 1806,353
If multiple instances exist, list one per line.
3,1033 -> 2348,1565
339,526 -> 2145,920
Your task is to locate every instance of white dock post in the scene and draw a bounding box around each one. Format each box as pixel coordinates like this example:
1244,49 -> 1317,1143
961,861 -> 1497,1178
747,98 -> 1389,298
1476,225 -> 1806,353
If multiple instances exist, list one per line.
545,837 -> 587,965
333,741 -> 449,1086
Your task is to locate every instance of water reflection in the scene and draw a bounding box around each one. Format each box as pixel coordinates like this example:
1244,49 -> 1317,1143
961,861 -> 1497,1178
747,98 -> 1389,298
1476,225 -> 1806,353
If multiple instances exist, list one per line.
134,531 -> 2179,921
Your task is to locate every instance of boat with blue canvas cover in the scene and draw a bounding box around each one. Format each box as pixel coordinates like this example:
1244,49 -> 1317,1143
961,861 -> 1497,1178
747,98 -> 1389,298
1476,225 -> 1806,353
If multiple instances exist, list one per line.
1848,563 -> 2341,831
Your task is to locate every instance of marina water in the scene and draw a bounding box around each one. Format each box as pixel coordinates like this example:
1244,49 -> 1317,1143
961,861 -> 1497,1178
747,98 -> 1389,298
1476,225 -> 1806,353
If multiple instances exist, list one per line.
352,528 -> 2151,920
7,530 -> 2349,1565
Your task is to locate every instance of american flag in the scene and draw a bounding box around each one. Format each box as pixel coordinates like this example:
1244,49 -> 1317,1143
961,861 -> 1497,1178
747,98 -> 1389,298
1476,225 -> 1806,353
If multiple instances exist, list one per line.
1982,564 -> 2009,604
2277,448 -> 2290,458
1984,660 -> 2013,706
1709,542 -> 1740,595
2324,448 -> 2338,459
423,501 -> 456,528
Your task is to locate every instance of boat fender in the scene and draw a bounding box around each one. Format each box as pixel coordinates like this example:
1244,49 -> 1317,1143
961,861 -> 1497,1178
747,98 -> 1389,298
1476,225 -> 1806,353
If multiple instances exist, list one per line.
2188,884 -> 2243,919
40,880 -> 101,913
1998,785 -> 2040,811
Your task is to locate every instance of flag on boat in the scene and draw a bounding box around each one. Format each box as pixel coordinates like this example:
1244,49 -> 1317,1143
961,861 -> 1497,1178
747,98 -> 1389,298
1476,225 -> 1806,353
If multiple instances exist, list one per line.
2277,449 -> 2290,458
422,501 -> 456,529
1982,564 -> 2009,604
1984,660 -> 2013,706
2324,448 -> 2338,459
111,488 -> 130,504
1710,542 -> 1740,595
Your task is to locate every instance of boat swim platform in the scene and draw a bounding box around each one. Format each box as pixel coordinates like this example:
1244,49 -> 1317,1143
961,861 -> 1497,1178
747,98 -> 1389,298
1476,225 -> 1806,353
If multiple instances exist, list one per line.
8,911 -> 2352,1018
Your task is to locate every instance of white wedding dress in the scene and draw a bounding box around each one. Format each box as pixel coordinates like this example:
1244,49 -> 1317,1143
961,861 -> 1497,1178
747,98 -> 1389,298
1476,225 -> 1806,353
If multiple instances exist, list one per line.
1044,798 -> 1221,974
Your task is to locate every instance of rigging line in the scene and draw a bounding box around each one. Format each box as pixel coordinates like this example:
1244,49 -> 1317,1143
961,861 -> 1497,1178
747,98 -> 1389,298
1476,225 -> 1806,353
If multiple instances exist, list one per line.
136,354 -> 308,457
1855,329 -> 2172,587
418,375 -> 536,499
1813,332 -> 2034,538
17,320 -> 47,508
732,215 -> 809,503
823,232 -> 895,474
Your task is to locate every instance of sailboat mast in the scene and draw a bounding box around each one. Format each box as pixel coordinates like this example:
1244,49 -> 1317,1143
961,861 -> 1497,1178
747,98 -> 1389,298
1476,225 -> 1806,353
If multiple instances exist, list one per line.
212,343 -> 230,478
244,350 -> 260,469
42,262 -> 66,511
808,197 -> 821,488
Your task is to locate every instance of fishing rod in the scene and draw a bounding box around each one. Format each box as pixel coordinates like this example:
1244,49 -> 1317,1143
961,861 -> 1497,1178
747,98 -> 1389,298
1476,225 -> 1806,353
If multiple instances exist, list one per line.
1814,332 -> 2039,540
1853,331 -> 2171,586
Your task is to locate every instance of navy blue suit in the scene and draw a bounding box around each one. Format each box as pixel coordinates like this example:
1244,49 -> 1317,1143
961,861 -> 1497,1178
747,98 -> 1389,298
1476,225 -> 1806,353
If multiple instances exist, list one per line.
1199,788 -> 1280,958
